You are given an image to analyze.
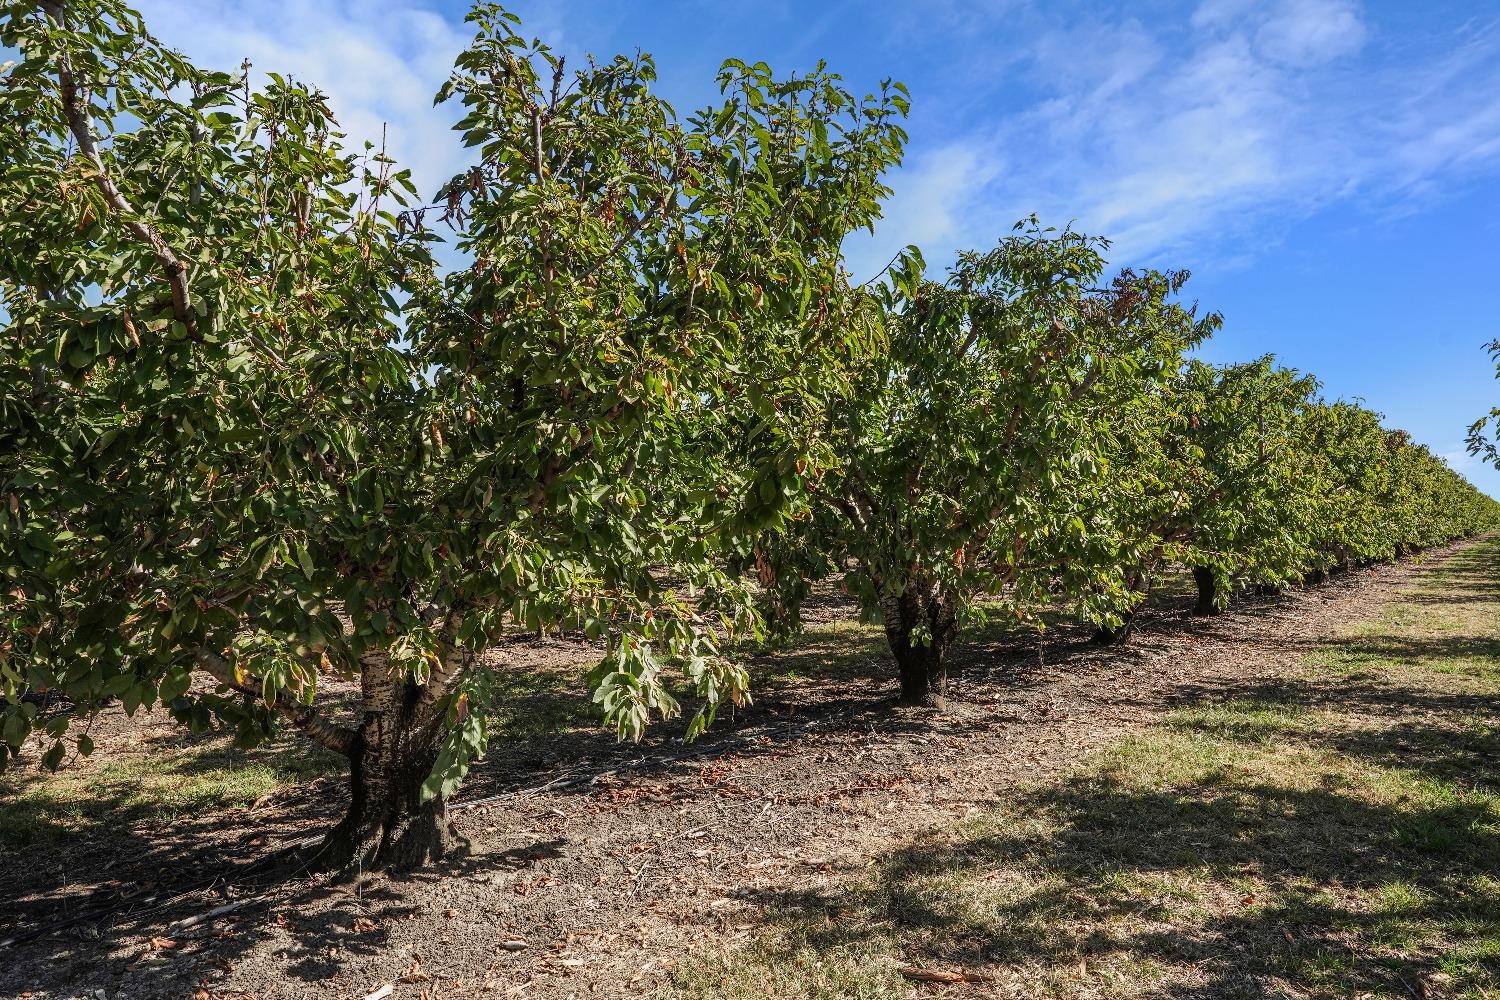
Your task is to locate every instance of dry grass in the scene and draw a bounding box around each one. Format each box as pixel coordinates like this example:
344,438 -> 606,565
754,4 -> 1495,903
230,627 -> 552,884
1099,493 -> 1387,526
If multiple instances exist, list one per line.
671,542 -> 1500,999
0,723 -> 347,848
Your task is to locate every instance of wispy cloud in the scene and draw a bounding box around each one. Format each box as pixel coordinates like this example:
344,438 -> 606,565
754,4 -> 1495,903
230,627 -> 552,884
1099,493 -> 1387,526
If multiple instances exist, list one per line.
851,0 -> 1500,276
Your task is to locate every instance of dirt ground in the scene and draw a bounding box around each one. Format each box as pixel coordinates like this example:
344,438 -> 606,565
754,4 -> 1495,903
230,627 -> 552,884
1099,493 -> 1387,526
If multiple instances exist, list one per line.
2,544 -> 1476,1000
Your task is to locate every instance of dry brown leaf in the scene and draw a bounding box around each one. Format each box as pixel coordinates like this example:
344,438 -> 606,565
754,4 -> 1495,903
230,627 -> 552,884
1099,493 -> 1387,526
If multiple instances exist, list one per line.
147,936 -> 177,951
401,955 -> 430,984
352,916 -> 380,934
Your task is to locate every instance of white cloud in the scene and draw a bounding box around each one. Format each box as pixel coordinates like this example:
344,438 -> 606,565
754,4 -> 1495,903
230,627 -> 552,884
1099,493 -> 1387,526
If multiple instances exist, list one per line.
134,0 -> 475,201
845,141 -> 1006,281
1253,0 -> 1366,67
855,1 -> 1500,275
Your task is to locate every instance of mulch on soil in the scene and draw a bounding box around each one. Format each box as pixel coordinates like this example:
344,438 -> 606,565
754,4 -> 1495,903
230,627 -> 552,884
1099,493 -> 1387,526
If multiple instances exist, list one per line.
3,544 -> 1470,1000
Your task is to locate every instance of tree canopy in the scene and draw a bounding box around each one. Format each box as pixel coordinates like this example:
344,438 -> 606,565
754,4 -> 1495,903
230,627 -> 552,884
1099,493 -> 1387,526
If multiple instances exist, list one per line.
0,0 -> 907,868
751,224 -> 1220,704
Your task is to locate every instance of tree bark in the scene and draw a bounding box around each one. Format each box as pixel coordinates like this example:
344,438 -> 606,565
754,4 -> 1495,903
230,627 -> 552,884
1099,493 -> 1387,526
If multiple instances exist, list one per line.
1192,566 -> 1220,616
307,647 -> 467,873
311,734 -> 459,873
881,585 -> 957,708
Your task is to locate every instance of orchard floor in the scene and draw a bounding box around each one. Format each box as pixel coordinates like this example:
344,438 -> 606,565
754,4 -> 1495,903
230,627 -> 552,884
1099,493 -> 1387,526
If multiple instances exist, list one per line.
5,541 -> 1498,999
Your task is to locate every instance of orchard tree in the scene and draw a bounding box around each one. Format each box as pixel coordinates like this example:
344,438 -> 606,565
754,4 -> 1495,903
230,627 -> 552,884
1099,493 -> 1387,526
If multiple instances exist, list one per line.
1095,378 -> 1499,643
0,0 -> 907,869
1095,357 -> 1319,628
1296,400 -> 1400,576
1379,432 -> 1496,551
754,224 -> 1214,706
1298,403 -> 1496,574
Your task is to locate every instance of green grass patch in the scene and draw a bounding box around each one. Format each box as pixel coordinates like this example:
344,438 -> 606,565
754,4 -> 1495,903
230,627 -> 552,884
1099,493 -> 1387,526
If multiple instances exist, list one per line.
672,541 -> 1500,999
0,730 -> 344,848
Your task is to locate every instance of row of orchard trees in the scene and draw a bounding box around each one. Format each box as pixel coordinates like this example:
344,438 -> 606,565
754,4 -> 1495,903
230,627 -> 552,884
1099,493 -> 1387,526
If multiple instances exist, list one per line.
751,234 -> 1499,706
2,1 -> 1495,873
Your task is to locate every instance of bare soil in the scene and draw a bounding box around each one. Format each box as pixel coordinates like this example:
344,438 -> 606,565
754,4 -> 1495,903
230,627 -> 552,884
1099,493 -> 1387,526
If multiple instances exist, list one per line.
2,544 -> 1473,1000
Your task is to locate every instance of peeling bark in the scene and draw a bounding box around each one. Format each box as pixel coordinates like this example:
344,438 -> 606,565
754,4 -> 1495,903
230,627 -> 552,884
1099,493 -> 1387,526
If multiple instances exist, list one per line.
307,645 -> 469,873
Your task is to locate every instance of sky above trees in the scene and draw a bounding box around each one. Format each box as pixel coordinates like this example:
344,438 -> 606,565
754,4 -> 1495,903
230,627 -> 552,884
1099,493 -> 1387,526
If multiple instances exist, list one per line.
129,0 -> 1500,493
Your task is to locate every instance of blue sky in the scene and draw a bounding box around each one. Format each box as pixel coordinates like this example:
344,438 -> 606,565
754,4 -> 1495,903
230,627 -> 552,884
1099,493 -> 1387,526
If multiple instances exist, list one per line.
133,0 -> 1500,493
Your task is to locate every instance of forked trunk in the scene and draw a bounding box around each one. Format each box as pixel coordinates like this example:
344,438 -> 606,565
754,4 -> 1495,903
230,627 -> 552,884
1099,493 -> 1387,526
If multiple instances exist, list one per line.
1192,566 -> 1220,616
881,585 -> 957,708
308,648 -> 467,873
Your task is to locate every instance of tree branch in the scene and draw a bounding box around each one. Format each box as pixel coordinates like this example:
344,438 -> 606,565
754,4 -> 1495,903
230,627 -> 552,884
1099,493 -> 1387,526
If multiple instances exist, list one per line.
193,647 -> 357,758
43,0 -> 198,338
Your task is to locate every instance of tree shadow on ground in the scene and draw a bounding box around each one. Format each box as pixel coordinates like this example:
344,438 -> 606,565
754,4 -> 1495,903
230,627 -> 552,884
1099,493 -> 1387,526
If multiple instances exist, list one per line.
9,545 -> 1486,995
1314,633 -> 1500,671
732,705 -> 1500,998
1169,675 -> 1500,796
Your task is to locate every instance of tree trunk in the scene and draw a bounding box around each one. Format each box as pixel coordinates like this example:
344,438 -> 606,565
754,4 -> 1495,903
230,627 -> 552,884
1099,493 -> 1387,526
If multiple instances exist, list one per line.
1092,616 -> 1133,645
308,648 -> 467,874
1192,566 -> 1220,616
881,585 -> 957,708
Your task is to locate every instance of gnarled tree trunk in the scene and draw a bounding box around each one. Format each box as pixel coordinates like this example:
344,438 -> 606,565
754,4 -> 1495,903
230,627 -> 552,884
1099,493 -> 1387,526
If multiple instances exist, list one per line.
880,584 -> 957,708
1192,566 -> 1220,616
308,646 -> 468,873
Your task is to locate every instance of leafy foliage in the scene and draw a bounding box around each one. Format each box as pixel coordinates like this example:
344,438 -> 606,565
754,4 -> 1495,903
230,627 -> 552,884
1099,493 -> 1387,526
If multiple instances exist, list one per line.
752,230 -> 1495,685
751,223 -> 1217,701
1101,360 -> 1499,621
0,0 -> 907,865
1,0 -> 1493,872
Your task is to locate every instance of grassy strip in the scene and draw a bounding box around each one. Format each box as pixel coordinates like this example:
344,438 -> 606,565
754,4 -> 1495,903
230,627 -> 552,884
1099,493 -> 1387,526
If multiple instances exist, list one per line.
673,543 -> 1500,999
0,657 -> 596,848
0,732 -> 346,847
